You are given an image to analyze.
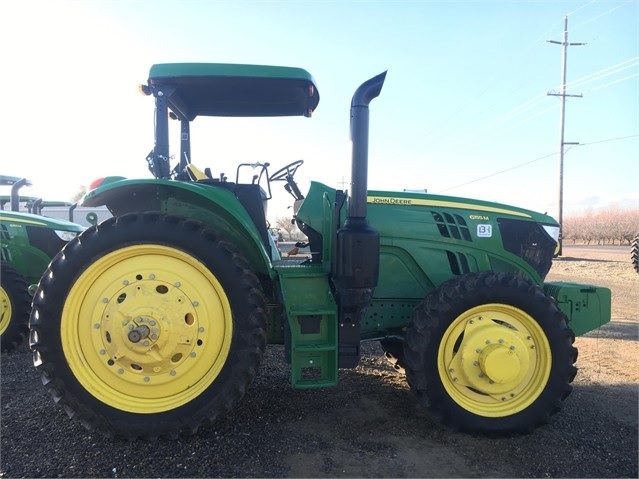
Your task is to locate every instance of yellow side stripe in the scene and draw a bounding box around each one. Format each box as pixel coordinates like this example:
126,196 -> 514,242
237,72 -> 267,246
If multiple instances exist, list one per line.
0,215 -> 48,226
367,196 -> 531,218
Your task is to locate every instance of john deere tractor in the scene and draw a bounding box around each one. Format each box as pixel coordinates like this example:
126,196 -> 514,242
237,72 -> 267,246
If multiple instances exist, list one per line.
29,63 -> 611,440
0,176 -> 84,352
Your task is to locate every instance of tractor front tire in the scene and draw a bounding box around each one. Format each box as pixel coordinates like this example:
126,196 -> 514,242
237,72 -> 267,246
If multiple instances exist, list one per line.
1,264 -> 31,353
404,271 -> 577,436
30,213 -> 267,440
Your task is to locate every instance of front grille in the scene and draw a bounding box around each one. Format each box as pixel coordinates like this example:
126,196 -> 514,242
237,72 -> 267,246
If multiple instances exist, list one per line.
498,218 -> 555,278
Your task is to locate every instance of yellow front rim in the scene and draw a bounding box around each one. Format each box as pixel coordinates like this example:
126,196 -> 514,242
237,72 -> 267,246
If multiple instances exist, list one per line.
61,245 -> 233,414
438,304 -> 551,417
0,285 -> 11,335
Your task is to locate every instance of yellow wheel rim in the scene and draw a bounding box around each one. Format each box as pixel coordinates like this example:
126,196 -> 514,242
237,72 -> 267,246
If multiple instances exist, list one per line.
438,304 -> 551,417
0,285 -> 11,336
61,245 -> 233,414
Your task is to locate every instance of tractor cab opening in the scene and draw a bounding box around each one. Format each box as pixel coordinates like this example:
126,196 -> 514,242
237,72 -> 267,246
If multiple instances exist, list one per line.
140,63 -> 319,251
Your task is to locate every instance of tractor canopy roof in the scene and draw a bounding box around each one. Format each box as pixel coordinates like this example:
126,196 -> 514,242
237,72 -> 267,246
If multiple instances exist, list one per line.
0,175 -> 32,187
146,63 -> 320,119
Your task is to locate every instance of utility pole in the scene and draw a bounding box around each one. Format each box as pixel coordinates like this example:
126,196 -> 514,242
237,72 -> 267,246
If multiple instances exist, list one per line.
547,16 -> 585,257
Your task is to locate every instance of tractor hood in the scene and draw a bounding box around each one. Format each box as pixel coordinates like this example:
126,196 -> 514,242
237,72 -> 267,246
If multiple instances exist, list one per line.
297,182 -> 560,283
0,210 -> 85,232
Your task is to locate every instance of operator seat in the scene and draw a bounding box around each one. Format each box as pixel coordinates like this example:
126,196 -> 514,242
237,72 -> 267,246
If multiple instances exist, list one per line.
186,163 -> 271,252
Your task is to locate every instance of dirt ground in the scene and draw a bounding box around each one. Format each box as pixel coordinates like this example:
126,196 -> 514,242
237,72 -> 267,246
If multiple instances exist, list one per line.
1,245 -> 637,478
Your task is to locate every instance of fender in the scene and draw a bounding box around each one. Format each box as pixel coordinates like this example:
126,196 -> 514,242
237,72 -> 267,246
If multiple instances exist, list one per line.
81,177 -> 275,277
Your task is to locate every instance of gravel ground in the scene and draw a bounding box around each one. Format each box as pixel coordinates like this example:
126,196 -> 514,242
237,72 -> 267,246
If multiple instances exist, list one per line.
1,245 -> 637,478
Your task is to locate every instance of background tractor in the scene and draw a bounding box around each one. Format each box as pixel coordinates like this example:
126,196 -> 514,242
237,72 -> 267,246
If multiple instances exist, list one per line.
29,63 -> 611,440
632,234 -> 639,274
0,176 -> 83,352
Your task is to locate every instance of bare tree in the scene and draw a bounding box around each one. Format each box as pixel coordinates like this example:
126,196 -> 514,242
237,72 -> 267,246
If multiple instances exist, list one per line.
72,186 -> 87,203
562,206 -> 639,245
274,216 -> 298,240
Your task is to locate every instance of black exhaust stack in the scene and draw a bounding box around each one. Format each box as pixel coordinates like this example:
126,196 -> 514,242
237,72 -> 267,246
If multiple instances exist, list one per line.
333,71 -> 386,368
348,71 -> 386,219
10,178 -> 31,212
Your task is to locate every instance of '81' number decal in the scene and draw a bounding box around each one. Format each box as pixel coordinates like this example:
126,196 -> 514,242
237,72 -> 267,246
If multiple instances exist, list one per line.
477,224 -> 492,238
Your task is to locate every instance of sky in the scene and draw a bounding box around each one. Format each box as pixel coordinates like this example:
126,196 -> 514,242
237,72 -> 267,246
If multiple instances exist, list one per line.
1,0 -> 637,224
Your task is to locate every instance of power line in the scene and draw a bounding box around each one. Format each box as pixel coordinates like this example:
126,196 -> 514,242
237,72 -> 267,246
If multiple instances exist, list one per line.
436,151 -> 558,193
451,56 -> 637,145
436,133 -> 638,194
566,0 -> 598,17
464,57 -> 638,143
421,12 -> 572,147
588,72 -> 639,92
424,3 -> 636,153
564,56 -> 639,90
578,133 -> 639,146
569,0 -> 636,31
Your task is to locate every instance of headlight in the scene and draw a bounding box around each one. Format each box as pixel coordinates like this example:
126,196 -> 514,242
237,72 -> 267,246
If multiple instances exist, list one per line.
54,230 -> 79,242
542,224 -> 560,242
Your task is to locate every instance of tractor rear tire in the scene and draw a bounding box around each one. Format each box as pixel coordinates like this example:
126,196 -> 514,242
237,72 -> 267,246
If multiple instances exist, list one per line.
631,235 -> 639,274
30,212 -> 267,440
404,271 -> 577,436
0,263 -> 31,353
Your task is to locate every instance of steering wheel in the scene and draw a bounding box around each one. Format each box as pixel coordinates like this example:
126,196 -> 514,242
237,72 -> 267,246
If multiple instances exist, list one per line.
269,159 -> 304,182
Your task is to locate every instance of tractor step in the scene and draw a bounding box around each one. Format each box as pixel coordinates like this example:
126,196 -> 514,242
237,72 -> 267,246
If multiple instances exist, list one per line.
275,265 -> 338,389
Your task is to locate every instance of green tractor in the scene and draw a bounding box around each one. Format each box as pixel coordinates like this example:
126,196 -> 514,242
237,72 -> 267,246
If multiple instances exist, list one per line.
29,63 -> 611,440
1,176 -> 84,353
